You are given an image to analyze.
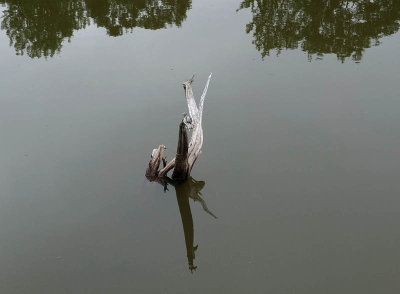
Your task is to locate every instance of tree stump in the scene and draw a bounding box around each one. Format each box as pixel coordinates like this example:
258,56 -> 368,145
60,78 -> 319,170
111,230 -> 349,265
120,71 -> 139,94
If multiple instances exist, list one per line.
145,73 -> 212,182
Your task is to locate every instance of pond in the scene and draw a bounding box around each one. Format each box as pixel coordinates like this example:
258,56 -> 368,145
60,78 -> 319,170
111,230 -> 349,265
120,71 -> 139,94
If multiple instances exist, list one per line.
1,1 -> 400,293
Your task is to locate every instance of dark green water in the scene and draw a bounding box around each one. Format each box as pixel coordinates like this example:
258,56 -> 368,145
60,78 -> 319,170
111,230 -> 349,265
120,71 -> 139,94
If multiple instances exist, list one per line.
1,1 -> 400,293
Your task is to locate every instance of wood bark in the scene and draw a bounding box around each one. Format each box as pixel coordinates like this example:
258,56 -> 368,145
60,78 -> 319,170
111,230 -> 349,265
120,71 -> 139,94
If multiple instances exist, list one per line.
145,144 -> 166,181
145,73 -> 212,181
172,121 -> 189,181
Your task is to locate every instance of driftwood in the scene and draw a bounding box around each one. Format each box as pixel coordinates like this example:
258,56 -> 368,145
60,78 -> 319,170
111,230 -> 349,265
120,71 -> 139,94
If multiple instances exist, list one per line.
146,73 -> 212,182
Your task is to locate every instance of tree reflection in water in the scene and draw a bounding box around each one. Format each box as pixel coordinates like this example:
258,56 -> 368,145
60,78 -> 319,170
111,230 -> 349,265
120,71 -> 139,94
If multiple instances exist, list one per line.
0,0 -> 192,58
161,177 -> 217,273
238,0 -> 400,62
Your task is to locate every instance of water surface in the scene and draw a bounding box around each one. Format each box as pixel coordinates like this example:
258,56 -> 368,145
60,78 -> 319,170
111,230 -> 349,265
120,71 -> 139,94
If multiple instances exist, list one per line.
1,1 -> 400,293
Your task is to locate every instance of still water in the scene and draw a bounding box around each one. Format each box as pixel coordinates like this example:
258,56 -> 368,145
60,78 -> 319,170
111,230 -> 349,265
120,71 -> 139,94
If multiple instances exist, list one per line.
1,0 -> 400,293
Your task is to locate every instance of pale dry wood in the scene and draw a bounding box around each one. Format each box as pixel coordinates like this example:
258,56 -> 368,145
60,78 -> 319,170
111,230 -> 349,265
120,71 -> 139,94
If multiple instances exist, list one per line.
145,144 -> 166,181
146,73 -> 212,181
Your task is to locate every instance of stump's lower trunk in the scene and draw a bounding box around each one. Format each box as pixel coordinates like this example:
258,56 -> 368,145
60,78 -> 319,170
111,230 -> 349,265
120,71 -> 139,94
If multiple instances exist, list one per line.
172,122 -> 189,181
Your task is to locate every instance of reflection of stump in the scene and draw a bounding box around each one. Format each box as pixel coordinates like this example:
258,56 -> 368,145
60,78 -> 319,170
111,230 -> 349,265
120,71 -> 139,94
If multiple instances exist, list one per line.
152,176 -> 217,272
173,177 -> 214,272
176,183 -> 196,272
145,73 -> 212,182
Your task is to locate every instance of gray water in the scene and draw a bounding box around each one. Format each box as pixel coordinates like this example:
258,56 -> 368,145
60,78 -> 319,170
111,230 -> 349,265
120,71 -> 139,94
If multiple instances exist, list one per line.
1,1 -> 400,293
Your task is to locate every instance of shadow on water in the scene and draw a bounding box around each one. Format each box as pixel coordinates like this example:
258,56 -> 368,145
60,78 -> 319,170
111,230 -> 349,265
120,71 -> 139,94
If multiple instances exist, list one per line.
0,0 -> 192,58
238,0 -> 400,62
161,176 -> 217,273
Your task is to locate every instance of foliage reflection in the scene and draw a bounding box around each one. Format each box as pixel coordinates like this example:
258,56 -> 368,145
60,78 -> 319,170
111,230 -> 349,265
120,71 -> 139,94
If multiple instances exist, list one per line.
238,0 -> 400,62
0,0 -> 192,58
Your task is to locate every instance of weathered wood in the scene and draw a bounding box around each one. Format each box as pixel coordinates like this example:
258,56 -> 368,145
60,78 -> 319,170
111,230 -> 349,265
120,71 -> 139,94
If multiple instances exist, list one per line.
145,73 -> 212,181
145,144 -> 166,181
172,121 -> 189,181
